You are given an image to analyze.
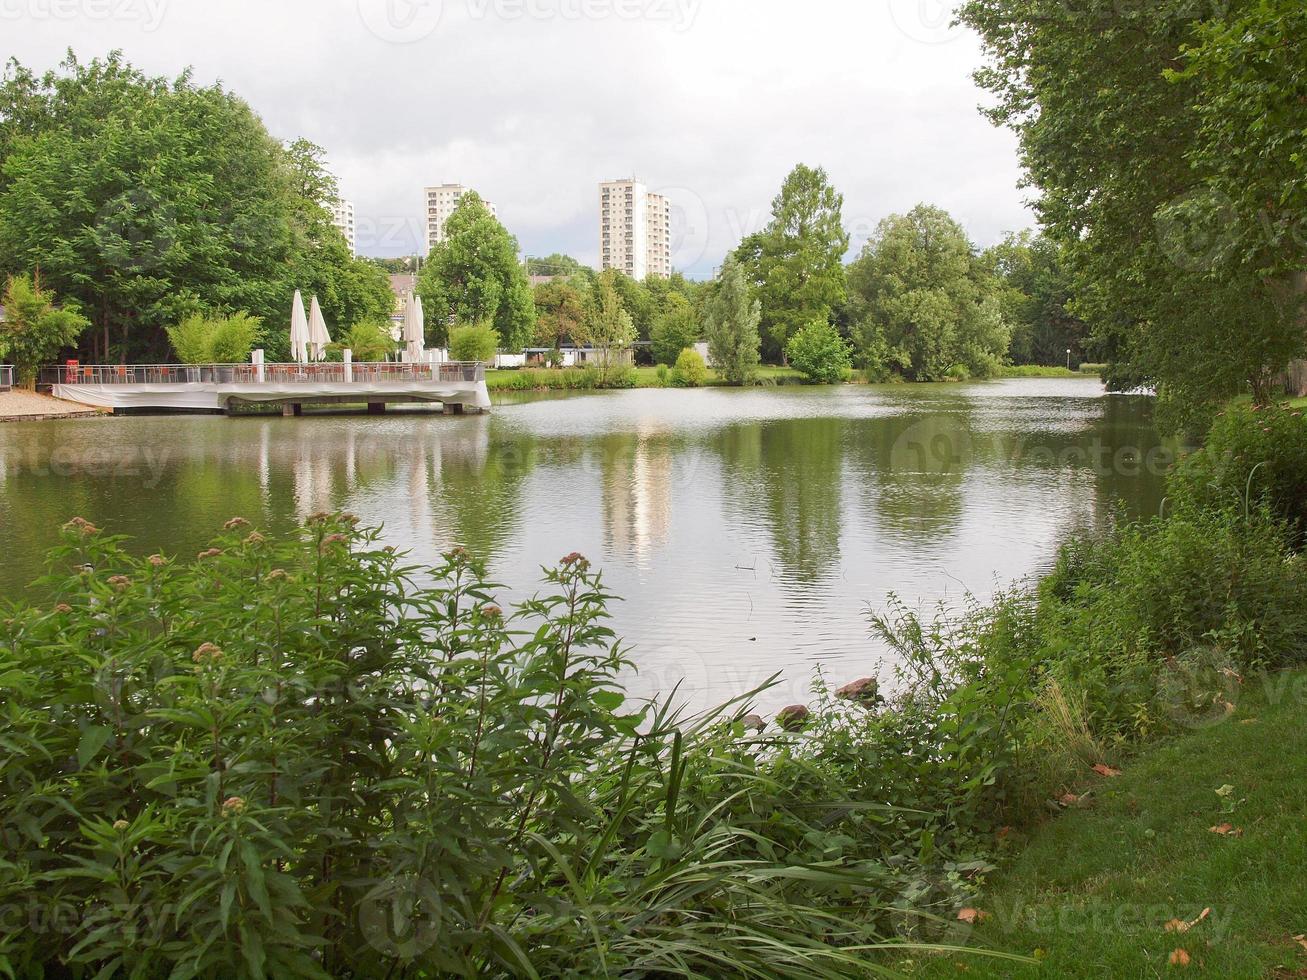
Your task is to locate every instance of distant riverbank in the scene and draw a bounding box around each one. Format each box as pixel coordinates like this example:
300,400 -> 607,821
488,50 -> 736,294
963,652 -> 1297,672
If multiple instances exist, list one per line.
0,389 -> 105,422
486,363 -> 1101,392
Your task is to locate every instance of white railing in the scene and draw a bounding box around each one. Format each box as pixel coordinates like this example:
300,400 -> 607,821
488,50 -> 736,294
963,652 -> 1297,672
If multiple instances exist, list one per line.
45,362 -> 486,386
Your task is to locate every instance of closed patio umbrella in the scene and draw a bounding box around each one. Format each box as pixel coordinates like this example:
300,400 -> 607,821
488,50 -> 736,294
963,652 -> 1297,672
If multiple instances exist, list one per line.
308,295 -> 331,362
289,290 -> 309,364
404,291 -> 425,364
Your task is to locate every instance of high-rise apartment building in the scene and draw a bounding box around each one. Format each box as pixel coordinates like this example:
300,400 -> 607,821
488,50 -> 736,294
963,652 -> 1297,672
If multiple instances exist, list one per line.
599,179 -> 672,280
425,184 -> 497,253
331,199 -> 356,256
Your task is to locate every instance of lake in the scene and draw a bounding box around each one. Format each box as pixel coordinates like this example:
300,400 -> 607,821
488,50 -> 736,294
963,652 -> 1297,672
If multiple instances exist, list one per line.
0,378 -> 1173,712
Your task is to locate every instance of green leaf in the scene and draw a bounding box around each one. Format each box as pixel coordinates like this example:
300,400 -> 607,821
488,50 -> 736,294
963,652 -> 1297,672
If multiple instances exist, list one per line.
77,725 -> 113,769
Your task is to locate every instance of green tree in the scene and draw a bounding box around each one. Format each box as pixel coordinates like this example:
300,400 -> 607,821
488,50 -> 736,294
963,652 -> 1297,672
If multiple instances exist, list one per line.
980,231 -> 1088,366
958,0 -> 1307,421
735,164 -> 850,360
0,274 -> 88,385
525,253 -> 585,278
578,272 -> 636,384
785,319 -> 852,385
703,257 -> 761,385
847,205 -> 1009,381
533,279 -> 586,352
417,192 -> 534,351
650,293 -> 699,366
449,322 -> 500,363
0,53 -> 353,363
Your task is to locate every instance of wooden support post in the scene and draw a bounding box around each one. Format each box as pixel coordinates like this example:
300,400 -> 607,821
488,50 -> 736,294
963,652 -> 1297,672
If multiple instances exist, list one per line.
282,403 -> 295,418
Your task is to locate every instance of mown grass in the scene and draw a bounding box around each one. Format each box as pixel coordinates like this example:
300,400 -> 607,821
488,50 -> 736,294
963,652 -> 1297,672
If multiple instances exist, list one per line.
485,364 -> 809,390
909,668 -> 1307,978
997,365 -> 1086,378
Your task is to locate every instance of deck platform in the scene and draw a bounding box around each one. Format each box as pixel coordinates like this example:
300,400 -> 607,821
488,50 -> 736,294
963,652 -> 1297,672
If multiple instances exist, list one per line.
46,362 -> 491,416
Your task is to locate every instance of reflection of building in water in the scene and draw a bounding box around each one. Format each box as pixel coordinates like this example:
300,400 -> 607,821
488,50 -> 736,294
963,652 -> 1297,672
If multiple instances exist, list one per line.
602,435 -> 674,564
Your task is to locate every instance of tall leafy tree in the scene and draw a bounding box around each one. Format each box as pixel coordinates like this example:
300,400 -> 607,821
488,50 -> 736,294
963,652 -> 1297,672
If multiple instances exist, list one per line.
533,279 -> 586,350
980,231 -> 1088,366
958,0 -> 1306,421
417,192 -> 534,351
650,293 -> 699,366
735,164 -> 850,360
578,272 -> 636,383
847,205 -> 1009,381
703,257 -> 761,385
0,54 -> 291,360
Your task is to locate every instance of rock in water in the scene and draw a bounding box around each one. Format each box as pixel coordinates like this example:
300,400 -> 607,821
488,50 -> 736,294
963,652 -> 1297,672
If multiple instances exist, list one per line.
776,705 -> 811,731
836,677 -> 879,705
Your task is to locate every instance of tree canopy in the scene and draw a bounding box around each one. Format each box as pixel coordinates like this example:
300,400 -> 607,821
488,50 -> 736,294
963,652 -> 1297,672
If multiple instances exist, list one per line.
704,257 -> 762,385
958,0 -> 1307,421
0,52 -> 391,364
847,205 -> 1009,381
735,164 -> 849,361
417,192 -> 534,351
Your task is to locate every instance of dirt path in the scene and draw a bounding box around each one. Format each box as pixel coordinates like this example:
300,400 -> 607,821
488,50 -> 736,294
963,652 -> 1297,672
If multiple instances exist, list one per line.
0,389 -> 106,421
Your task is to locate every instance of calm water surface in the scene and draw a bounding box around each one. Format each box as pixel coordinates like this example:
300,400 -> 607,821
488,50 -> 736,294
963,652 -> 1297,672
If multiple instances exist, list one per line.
0,379 -> 1172,710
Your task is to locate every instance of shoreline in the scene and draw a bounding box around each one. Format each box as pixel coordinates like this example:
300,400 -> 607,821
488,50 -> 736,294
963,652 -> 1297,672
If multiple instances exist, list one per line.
0,389 -> 109,423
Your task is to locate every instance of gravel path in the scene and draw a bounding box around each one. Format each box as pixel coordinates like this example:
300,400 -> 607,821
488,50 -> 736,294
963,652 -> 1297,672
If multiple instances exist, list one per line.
0,389 -> 105,420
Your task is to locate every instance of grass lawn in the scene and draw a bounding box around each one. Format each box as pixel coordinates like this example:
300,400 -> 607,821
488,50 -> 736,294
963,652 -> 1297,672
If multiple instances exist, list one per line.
485,364 -> 808,390
911,669 -> 1307,978
997,365 -> 1085,378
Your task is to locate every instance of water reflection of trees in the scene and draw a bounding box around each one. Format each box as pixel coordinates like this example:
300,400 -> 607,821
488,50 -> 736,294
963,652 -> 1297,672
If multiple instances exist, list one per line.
716,418 -> 845,586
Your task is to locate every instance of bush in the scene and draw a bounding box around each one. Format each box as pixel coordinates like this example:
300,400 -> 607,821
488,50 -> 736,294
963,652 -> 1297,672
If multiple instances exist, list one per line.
671,348 -> 707,387
0,275 -> 89,385
1166,401 -> 1307,546
785,320 -> 852,385
449,322 -> 500,362
339,320 -> 396,362
655,363 -> 670,386
0,517 -> 986,977
166,312 -> 261,365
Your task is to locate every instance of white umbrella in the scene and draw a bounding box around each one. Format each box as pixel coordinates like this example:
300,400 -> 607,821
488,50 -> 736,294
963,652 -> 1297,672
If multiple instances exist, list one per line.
308,295 -> 331,362
404,291 -> 425,364
289,290 -> 309,365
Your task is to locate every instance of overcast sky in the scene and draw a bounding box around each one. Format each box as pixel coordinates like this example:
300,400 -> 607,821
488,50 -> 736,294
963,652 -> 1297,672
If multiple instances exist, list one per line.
6,0 -> 1035,276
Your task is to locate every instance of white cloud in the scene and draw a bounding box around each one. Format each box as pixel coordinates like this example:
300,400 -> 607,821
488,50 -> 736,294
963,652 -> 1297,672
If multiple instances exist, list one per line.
6,0 -> 1034,274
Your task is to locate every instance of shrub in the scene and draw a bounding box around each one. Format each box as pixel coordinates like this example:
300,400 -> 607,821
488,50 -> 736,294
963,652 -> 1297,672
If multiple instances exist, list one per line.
672,348 -> 707,387
1167,401 -> 1307,546
0,275 -> 89,385
655,363 -> 670,386
449,322 -> 500,363
0,517 -> 993,977
166,312 -> 261,365
785,320 -> 852,385
339,320 -> 396,362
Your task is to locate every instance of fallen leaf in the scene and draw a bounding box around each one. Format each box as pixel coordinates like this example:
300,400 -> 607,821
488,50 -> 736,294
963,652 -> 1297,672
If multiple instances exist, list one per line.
1059,792 -> 1081,806
1209,824 -> 1244,837
1165,919 -> 1188,933
1092,764 -> 1123,777
1239,718 -> 1258,725
1169,948 -> 1191,967
956,907 -> 989,925
997,826 -> 1014,841
1215,784 -> 1236,798
1293,934 -> 1307,951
